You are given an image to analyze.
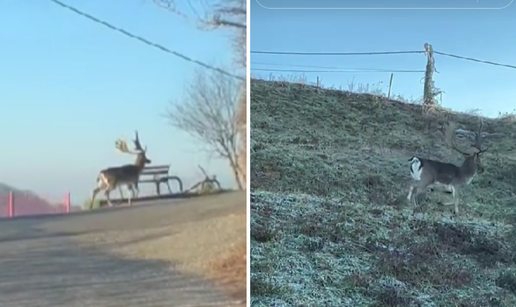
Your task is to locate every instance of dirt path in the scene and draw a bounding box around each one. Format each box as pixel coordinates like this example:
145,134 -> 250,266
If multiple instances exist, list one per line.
0,192 -> 246,307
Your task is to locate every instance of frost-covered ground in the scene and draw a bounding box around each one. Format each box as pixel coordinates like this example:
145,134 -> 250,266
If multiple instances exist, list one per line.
250,78 -> 516,306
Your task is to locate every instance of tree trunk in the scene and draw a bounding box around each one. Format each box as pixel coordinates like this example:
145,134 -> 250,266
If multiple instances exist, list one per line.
228,155 -> 243,190
236,84 -> 246,190
237,130 -> 246,189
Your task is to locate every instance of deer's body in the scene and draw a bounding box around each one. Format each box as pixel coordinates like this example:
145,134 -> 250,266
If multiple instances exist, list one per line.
407,118 -> 486,214
90,132 -> 151,208
96,164 -> 141,199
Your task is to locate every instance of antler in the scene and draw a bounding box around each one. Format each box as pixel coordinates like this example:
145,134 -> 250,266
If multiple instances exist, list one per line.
133,131 -> 147,152
115,139 -> 132,154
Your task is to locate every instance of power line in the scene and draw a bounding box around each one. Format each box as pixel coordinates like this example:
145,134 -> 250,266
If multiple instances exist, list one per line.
48,0 -> 245,81
251,68 -> 424,73
251,61 -> 424,72
251,48 -> 516,70
434,51 -> 516,70
251,50 -> 425,56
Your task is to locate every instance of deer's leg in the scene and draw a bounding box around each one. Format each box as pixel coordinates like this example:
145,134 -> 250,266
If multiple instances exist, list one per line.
90,187 -> 102,209
105,187 -> 115,207
134,182 -> 140,198
127,184 -> 137,206
442,187 -> 460,214
127,185 -> 132,206
443,186 -> 460,214
409,178 -> 433,207
408,181 -> 424,205
407,183 -> 416,202
408,183 -> 421,206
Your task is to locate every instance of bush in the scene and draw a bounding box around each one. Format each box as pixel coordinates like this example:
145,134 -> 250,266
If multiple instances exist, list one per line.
82,198 -> 100,210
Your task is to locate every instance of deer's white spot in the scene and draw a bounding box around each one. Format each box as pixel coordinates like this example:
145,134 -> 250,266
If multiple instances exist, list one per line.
409,156 -> 423,181
98,173 -> 110,188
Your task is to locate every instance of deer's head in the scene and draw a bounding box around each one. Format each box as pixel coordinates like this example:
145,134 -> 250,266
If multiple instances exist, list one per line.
467,118 -> 487,173
115,131 -> 151,167
443,117 -> 487,174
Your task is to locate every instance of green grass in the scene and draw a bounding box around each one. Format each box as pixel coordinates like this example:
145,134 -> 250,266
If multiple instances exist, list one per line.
250,77 -> 516,306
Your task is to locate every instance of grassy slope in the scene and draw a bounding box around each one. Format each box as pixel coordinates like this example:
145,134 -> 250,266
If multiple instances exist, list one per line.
250,79 -> 516,306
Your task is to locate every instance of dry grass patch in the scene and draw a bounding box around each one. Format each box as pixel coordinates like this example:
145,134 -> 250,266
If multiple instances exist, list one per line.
208,241 -> 247,304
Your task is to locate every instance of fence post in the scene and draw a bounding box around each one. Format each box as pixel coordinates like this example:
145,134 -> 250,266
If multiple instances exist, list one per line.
8,191 -> 14,218
423,43 -> 436,105
64,192 -> 71,213
387,73 -> 394,99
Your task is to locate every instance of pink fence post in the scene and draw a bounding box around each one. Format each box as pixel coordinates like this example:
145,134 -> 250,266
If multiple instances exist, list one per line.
64,192 -> 71,213
8,191 -> 14,218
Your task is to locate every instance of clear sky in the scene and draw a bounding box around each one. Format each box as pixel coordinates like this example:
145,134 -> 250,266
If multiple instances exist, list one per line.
251,1 -> 515,117
0,0 -> 243,202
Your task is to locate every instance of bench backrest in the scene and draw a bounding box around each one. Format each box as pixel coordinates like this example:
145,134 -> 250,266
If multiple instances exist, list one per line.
140,165 -> 170,176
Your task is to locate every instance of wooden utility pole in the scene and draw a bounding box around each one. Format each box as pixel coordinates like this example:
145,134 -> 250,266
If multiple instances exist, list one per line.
423,43 -> 436,105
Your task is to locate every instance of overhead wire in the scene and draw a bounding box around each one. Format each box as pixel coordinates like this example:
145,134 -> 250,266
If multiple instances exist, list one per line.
48,0 -> 245,81
251,68 -> 424,73
251,61 -> 425,72
251,50 -> 425,56
433,51 -> 516,70
251,49 -> 516,70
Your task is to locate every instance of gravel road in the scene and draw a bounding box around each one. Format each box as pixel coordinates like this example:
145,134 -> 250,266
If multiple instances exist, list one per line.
0,192 -> 246,307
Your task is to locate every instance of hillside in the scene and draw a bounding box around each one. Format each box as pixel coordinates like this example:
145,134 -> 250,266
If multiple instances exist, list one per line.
0,183 -> 70,217
250,79 -> 516,306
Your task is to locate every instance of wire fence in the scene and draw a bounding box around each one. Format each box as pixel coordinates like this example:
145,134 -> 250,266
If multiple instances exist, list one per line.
251,44 -> 516,109
251,48 -> 516,70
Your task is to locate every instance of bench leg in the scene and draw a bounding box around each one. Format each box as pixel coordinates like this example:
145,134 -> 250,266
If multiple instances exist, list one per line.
155,182 -> 161,195
166,181 -> 172,194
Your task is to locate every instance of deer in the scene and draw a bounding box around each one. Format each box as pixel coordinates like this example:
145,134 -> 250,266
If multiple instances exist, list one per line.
90,131 -> 151,208
407,117 -> 487,214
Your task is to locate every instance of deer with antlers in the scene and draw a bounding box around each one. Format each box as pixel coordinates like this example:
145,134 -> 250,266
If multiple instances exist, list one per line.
90,131 -> 151,208
407,117 -> 487,214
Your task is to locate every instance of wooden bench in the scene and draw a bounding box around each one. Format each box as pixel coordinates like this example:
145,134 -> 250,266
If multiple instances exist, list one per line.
138,165 -> 183,196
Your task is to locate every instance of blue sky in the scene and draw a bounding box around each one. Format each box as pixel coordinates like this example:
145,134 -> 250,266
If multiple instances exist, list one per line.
251,1 -> 515,117
0,0 -> 243,202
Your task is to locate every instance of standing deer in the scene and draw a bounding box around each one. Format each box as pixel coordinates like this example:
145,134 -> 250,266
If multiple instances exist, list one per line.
407,117 -> 487,214
90,131 -> 151,208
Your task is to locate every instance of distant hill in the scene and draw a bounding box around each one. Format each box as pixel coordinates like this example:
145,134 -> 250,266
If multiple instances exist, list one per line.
0,183 -> 77,217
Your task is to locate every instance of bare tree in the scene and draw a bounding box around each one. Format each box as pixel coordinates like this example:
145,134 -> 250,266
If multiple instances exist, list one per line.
154,0 -> 247,189
167,68 -> 243,189
152,0 -> 245,69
